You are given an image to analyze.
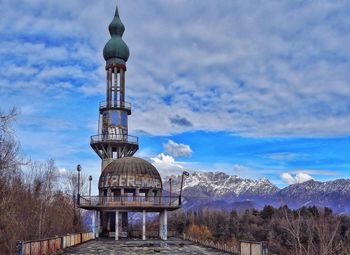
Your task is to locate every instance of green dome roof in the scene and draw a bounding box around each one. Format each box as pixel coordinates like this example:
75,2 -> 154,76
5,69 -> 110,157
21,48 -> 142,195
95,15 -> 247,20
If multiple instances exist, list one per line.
103,5 -> 130,63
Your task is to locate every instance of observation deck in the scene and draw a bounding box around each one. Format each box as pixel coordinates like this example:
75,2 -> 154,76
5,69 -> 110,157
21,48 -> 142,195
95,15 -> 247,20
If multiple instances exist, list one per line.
79,195 -> 181,212
99,101 -> 131,115
90,134 -> 139,158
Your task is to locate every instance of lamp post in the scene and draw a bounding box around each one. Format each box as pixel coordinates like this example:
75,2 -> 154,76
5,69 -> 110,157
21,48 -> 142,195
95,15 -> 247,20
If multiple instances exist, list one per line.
169,178 -> 172,205
77,164 -> 81,205
179,171 -> 189,205
89,176 -> 92,197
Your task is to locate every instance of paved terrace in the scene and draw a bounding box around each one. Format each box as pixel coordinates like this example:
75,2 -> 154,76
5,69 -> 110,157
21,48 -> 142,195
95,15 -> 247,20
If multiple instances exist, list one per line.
63,238 -> 231,255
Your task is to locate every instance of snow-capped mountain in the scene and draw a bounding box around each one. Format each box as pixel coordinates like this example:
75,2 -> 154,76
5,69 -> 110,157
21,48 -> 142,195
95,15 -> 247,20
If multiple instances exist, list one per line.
277,179 -> 350,212
164,171 -> 350,213
166,171 -> 278,197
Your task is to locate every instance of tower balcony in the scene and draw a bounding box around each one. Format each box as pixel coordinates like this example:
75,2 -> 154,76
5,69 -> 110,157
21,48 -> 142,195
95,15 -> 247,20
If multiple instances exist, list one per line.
78,195 -> 181,212
91,134 -> 138,145
90,134 -> 139,158
99,101 -> 131,115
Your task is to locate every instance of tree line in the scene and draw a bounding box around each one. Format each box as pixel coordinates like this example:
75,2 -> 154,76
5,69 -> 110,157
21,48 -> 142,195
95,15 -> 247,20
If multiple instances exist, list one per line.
0,108 -> 87,254
168,205 -> 350,255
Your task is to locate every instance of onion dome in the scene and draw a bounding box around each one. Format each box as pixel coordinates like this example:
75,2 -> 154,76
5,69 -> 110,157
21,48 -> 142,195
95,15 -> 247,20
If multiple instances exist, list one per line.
99,157 -> 162,190
103,5 -> 130,64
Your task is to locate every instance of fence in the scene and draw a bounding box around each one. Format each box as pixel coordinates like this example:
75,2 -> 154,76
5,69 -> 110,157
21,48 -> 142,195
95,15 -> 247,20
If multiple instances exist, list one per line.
183,234 -> 240,254
16,232 -> 95,255
183,235 -> 268,255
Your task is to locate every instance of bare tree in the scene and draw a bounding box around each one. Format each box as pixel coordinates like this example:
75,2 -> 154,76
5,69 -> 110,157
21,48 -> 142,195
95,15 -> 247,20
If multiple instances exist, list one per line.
61,170 -> 88,232
0,107 -> 20,178
0,108 -> 88,253
27,160 -> 59,238
0,107 -> 22,253
280,208 -> 306,255
278,207 -> 345,255
311,212 -> 342,255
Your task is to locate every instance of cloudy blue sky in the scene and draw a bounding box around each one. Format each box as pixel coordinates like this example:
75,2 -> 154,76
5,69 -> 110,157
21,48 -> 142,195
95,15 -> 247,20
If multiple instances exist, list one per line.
1,0 -> 350,191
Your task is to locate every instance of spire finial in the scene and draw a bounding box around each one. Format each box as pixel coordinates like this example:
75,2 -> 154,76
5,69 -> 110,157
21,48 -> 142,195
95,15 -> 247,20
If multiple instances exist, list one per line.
114,5 -> 119,17
103,4 -> 130,63
108,5 -> 125,37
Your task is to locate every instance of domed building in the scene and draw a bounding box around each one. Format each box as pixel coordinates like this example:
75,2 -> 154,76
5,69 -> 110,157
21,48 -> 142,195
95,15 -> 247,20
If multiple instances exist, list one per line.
79,5 -> 182,241
98,157 -> 162,200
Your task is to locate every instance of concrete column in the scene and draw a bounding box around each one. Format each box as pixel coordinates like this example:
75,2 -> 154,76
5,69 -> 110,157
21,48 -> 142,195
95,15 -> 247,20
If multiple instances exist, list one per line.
114,66 -> 118,103
146,189 -> 153,202
164,209 -> 167,240
115,210 -> 119,240
159,209 -> 168,240
134,188 -> 140,202
121,212 -> 128,236
107,145 -> 112,160
96,211 -> 100,238
92,210 -> 96,238
142,210 -> 146,240
120,188 -> 124,204
133,189 -> 136,201
108,67 -> 112,105
107,188 -> 112,203
159,211 -> 163,239
106,68 -> 109,104
107,213 -> 111,232
120,68 -> 125,102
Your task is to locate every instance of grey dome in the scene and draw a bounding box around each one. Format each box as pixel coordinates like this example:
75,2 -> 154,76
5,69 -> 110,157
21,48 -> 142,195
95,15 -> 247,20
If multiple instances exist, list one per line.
99,157 -> 162,189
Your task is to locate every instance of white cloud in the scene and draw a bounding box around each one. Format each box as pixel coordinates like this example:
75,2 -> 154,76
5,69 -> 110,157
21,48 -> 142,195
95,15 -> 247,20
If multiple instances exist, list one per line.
150,153 -> 184,178
1,0 -> 350,185
163,139 -> 192,157
281,172 -> 314,185
0,0 -> 350,139
1,1 -> 350,138
281,173 -> 295,185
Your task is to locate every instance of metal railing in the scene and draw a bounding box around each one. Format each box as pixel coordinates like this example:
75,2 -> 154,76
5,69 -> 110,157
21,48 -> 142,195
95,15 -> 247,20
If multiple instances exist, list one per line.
99,101 -> 131,111
183,234 -> 239,254
79,195 -> 180,208
16,232 -> 94,255
183,235 -> 268,255
90,134 -> 138,144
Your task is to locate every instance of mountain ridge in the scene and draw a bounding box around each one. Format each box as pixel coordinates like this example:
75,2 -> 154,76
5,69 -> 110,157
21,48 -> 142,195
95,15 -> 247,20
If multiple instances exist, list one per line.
164,171 -> 350,213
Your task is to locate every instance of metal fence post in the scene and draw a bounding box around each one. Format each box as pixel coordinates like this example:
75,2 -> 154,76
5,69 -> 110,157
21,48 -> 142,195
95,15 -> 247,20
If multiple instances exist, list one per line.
15,240 -> 24,255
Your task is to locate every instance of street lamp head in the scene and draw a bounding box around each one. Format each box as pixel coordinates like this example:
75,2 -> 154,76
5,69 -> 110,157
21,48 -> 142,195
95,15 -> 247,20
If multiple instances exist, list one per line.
183,171 -> 190,177
89,175 -> 92,181
77,164 -> 82,172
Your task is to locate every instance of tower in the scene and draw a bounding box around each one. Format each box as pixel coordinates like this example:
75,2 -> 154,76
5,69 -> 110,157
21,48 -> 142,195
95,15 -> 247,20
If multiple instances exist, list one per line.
79,5 -> 181,241
90,6 -> 138,170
